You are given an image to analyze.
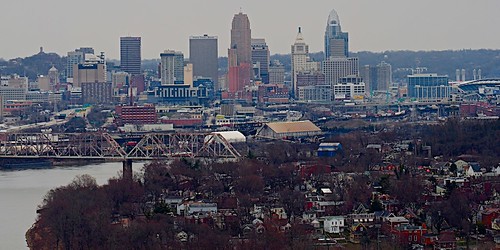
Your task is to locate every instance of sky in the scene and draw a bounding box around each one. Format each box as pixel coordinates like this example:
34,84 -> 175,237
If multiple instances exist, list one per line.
2,0 -> 500,60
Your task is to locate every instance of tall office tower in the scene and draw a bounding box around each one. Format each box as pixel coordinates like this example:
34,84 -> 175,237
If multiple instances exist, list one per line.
324,9 -> 349,59
291,27 -> 320,96
72,53 -> 106,88
251,38 -> 270,83
231,12 -> 252,66
376,62 -> 392,91
360,61 -> 392,92
160,50 -> 184,85
189,35 -> 218,86
120,37 -> 141,76
228,12 -> 252,95
321,57 -> 359,86
269,60 -> 285,84
66,47 -> 95,80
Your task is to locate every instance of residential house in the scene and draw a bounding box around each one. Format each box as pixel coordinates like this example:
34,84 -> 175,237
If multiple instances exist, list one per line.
349,223 -> 368,243
392,224 -> 427,246
178,202 -> 217,216
481,208 -> 500,229
465,163 -> 483,177
322,216 -> 345,234
270,207 -> 287,220
433,230 -> 457,250
454,160 -> 469,173
384,216 -> 409,232
349,204 -> 375,224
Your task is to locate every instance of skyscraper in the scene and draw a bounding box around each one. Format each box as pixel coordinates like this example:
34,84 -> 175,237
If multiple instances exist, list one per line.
120,37 -> 141,76
189,35 -> 218,86
230,12 -> 252,66
360,62 -> 392,92
73,53 -> 107,88
291,27 -> 320,96
251,38 -> 270,83
160,50 -> 184,85
66,47 -> 95,80
269,60 -> 285,85
321,57 -> 359,86
228,12 -> 252,96
324,9 -> 349,59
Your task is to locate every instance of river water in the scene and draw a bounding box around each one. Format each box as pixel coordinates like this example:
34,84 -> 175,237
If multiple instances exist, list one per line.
0,162 -> 144,250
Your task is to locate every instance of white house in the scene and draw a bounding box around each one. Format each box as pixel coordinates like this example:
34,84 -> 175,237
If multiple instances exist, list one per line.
322,216 -> 345,234
465,165 -> 483,177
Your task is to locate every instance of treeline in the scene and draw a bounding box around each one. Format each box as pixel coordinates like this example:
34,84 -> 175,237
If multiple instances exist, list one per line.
421,119 -> 500,167
5,49 -> 499,82
0,52 -> 65,81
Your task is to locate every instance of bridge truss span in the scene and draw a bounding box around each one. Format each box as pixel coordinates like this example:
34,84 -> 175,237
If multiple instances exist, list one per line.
0,132 -> 241,160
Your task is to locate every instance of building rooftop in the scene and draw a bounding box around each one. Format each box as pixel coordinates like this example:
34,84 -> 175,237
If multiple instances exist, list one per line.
266,120 -> 321,134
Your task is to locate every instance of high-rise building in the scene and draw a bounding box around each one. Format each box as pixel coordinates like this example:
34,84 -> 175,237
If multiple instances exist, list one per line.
160,50 -> 184,85
407,73 -> 450,101
360,61 -> 392,92
296,71 -> 326,88
0,75 -> 28,105
72,53 -> 107,88
231,12 -> 252,66
228,12 -> 252,96
291,27 -> 320,96
269,60 -> 285,85
120,37 -> 141,76
189,35 -> 218,86
81,82 -> 112,104
66,47 -> 95,80
251,38 -> 270,83
321,57 -> 359,86
324,9 -> 349,59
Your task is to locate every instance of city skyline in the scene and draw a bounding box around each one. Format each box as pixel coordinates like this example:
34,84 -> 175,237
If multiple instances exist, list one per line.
1,0 -> 500,60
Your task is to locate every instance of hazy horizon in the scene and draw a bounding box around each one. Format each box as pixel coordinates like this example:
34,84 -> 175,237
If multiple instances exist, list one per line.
2,0 -> 500,60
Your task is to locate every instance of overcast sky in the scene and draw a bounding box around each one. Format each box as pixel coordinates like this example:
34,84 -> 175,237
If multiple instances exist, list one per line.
2,0 -> 500,60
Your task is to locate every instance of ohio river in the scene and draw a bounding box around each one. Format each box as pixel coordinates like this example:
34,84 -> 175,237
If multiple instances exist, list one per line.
0,162 -> 144,249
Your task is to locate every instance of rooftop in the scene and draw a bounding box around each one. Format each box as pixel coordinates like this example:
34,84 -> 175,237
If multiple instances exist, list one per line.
266,120 -> 321,134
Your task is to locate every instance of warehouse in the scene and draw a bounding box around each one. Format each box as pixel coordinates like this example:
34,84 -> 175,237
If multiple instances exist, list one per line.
256,120 -> 322,140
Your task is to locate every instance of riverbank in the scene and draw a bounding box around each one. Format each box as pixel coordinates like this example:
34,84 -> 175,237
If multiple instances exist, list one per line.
0,162 -> 126,249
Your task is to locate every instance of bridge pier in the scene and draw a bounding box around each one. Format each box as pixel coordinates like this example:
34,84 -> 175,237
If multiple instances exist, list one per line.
122,159 -> 133,181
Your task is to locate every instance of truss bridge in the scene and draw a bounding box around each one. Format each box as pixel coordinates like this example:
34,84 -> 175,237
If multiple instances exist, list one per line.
0,132 -> 241,178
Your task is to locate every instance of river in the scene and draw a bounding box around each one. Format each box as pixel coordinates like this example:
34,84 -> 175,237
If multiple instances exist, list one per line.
0,162 -> 144,250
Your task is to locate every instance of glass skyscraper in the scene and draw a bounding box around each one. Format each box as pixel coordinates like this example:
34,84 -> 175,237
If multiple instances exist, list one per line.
120,37 -> 141,76
324,9 -> 349,59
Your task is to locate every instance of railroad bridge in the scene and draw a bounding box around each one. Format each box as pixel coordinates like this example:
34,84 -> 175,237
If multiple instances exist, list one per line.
0,132 -> 241,179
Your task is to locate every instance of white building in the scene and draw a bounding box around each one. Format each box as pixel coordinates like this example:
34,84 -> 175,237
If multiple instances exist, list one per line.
0,75 -> 28,105
322,57 -> 359,86
322,216 -> 345,234
332,82 -> 365,100
291,27 -> 320,96
160,50 -> 184,85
